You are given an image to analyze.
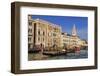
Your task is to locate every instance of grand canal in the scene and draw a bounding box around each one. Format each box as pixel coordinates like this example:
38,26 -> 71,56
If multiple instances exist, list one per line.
28,50 -> 88,61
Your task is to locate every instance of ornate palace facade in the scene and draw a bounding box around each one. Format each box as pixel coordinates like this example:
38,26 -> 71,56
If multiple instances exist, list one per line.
28,15 -> 62,49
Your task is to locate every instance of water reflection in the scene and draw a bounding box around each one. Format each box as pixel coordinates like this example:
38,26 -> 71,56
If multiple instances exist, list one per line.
28,50 -> 88,61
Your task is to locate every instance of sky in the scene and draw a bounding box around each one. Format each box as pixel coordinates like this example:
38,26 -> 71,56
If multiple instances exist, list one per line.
31,15 -> 88,40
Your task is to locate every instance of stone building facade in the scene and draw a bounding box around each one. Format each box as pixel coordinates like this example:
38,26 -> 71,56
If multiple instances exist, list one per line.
28,15 -> 87,50
28,15 -> 62,49
61,24 -> 87,49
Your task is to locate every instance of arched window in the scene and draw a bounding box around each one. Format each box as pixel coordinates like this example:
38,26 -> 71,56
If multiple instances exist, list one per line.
38,30 -> 40,35
43,31 -> 45,36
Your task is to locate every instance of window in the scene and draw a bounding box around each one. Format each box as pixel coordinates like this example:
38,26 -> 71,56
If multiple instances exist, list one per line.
43,38 -> 44,42
43,31 -> 45,36
38,30 -> 40,35
53,33 -> 56,36
48,43 -> 49,46
28,28 -> 32,33
28,37 -> 31,42
28,44 -> 31,49
38,37 -> 40,41
34,23 -> 36,26
29,22 -> 32,25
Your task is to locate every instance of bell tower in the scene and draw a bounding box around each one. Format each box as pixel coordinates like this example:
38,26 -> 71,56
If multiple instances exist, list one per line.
72,24 -> 77,36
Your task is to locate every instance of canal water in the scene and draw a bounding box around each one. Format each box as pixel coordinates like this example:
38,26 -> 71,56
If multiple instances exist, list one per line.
28,50 -> 88,61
